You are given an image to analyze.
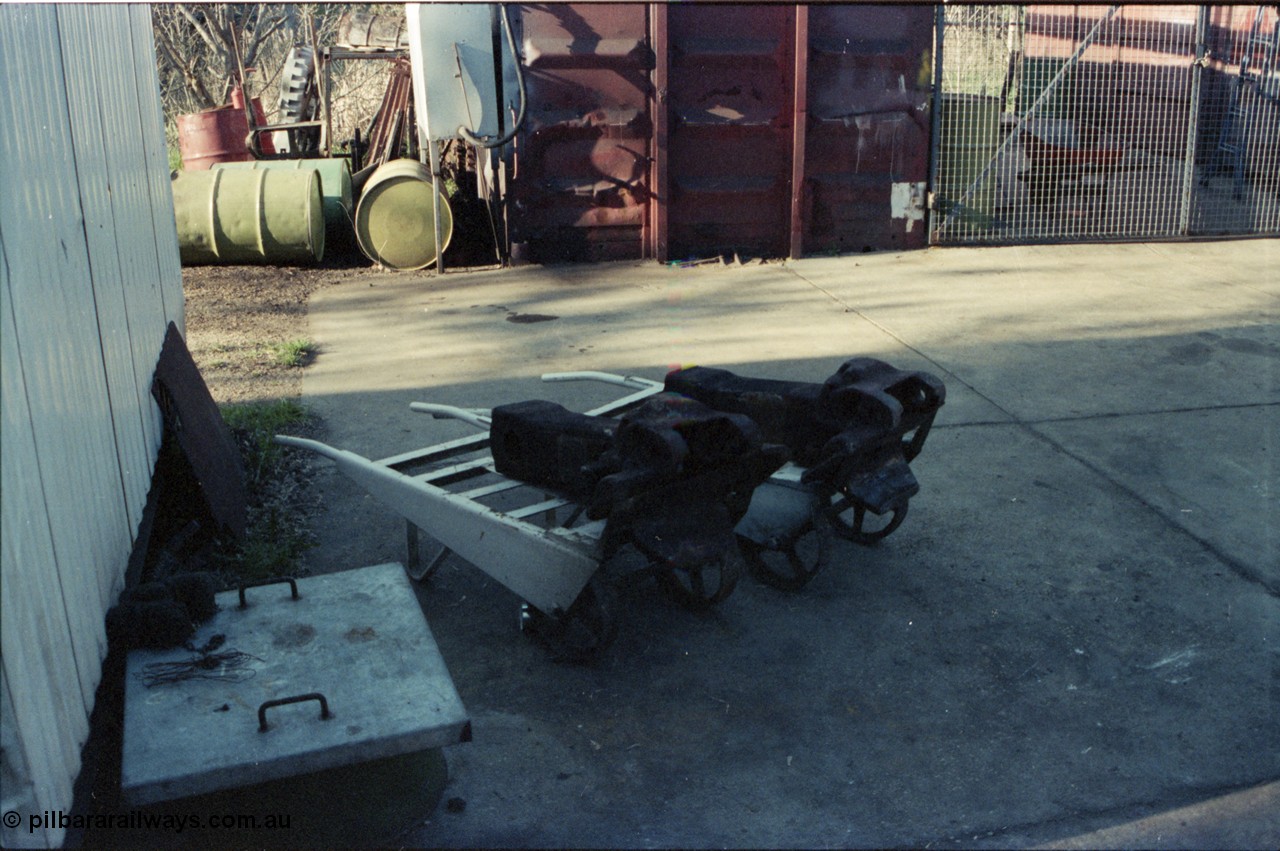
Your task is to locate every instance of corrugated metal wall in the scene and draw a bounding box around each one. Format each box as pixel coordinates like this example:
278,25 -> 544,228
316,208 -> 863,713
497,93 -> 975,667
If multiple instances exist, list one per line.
664,4 -> 798,260
0,5 -> 183,848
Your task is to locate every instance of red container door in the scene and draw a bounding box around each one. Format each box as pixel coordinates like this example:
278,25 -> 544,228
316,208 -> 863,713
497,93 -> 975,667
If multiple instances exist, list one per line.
511,4 -> 653,262
662,5 -> 796,260
507,3 -> 935,262
803,5 -> 934,253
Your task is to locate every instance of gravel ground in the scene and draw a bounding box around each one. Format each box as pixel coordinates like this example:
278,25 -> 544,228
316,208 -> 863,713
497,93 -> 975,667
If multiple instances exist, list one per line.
183,263 -> 344,405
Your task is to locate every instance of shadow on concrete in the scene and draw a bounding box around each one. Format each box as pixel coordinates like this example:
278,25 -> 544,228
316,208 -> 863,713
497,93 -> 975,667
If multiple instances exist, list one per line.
281,324 -> 1277,847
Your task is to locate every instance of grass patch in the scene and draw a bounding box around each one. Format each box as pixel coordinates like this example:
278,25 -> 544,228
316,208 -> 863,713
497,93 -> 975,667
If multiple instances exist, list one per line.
272,338 -> 314,367
168,144 -> 182,173
215,399 -> 315,581
216,508 -> 313,583
221,398 -> 309,482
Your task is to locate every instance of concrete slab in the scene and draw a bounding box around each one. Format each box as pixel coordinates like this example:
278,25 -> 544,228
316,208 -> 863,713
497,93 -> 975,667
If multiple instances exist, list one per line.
292,240 -> 1280,848
1038,406 -> 1278,590
302,259 -> 1006,574
305,260 -> 1008,442
1038,781 -> 1280,850
787,241 -> 1279,421
400,425 -> 1277,848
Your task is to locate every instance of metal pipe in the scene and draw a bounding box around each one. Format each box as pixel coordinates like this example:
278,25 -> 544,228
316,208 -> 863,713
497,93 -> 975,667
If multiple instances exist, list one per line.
789,4 -> 809,260
409,403 -> 493,430
246,120 -> 325,159
457,4 -> 526,149
427,137 -> 446,274
927,5 -> 946,242
322,47 -> 333,157
1179,6 -> 1210,234
649,3 -> 670,262
540,371 -> 662,391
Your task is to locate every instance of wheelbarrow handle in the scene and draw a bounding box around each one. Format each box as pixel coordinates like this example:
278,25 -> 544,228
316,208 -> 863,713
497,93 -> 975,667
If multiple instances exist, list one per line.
540,371 -> 662,391
409,403 -> 492,430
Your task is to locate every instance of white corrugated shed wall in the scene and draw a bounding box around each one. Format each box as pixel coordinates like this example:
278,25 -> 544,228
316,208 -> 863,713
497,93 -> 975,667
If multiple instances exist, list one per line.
0,4 -> 183,848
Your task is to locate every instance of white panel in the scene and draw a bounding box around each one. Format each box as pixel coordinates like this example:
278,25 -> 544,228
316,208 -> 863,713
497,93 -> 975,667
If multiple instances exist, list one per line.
1,6 -> 181,838
1,667 -> 58,849
409,3 -> 508,141
0,4 -> 124,703
127,3 -> 185,334
84,5 -> 173,465
1,256 -> 84,845
56,4 -> 153,550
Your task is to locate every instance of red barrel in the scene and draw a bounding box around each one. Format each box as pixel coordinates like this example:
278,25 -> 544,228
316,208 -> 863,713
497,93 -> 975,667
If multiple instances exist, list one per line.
230,87 -> 276,156
177,105 -> 253,171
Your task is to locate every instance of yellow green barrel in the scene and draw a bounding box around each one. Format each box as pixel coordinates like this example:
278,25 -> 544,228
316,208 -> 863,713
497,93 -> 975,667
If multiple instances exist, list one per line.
173,169 -> 324,265
213,158 -> 353,245
355,159 -> 453,270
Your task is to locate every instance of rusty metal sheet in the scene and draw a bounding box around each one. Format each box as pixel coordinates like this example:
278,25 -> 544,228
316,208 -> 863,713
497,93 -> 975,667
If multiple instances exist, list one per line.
802,5 -> 933,253
510,4 -> 652,262
364,58 -> 413,170
664,4 -> 796,260
151,322 -> 248,539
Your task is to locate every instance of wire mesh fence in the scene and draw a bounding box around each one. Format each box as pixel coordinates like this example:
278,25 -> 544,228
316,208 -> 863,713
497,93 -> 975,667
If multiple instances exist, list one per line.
931,4 -> 1280,245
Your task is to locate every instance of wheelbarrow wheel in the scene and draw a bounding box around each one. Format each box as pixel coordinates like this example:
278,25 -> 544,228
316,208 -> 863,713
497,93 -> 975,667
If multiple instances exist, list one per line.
657,546 -> 743,610
738,516 -> 832,592
520,575 -> 618,664
821,486 -> 908,546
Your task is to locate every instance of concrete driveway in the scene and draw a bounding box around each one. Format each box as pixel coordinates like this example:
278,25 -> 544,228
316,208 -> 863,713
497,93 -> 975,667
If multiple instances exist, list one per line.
297,240 -> 1278,848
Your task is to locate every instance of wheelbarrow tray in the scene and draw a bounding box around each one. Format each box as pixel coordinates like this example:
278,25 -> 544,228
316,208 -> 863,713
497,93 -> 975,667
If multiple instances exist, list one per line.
276,373 -> 667,616
1019,116 -> 1123,168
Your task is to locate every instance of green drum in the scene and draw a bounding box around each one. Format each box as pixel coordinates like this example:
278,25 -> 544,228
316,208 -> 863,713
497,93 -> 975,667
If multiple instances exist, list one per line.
173,169 -> 324,265
355,159 -> 453,270
214,158 -> 353,246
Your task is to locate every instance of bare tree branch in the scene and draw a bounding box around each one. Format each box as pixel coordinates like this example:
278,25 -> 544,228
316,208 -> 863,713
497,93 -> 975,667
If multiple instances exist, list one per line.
243,16 -> 289,70
153,7 -> 217,108
176,3 -> 227,61
152,2 -> 386,143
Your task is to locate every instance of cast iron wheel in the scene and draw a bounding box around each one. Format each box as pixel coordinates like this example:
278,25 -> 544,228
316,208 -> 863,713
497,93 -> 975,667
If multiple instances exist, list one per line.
738,517 -> 832,591
277,45 -> 320,155
520,575 -> 618,664
656,546 -> 743,610
821,486 -> 908,545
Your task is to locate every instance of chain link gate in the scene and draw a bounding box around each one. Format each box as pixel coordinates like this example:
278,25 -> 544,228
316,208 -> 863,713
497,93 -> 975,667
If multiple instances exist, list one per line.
930,4 -> 1280,245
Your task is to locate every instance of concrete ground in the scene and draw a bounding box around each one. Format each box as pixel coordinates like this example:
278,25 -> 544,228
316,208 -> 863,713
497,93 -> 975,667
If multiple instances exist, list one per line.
296,240 -> 1277,848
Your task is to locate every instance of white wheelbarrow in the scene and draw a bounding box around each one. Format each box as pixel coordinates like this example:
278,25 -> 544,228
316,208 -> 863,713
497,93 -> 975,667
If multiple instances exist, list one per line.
276,371 -> 831,661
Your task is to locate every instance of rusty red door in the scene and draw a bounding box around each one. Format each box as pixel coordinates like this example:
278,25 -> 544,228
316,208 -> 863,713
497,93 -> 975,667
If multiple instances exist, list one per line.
659,4 -> 797,260
508,3 -> 934,262
510,4 -> 653,262
802,5 -> 934,253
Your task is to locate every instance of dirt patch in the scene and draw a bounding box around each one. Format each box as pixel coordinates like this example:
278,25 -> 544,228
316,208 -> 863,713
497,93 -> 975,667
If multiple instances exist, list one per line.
180,261 -> 377,581
182,252 -> 494,405
183,263 -> 340,405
